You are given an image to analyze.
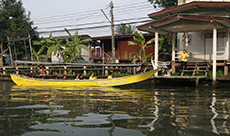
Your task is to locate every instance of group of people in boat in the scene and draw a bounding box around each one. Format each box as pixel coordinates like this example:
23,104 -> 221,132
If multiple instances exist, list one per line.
61,72 -> 113,80
28,65 -> 113,80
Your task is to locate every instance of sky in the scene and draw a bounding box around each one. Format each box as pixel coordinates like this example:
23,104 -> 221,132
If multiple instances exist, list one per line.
21,0 -> 160,37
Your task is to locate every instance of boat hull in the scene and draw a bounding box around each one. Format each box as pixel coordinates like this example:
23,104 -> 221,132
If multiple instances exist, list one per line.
10,68 -> 160,87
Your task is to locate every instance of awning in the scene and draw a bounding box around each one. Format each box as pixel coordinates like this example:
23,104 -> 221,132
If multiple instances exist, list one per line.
137,15 -> 230,34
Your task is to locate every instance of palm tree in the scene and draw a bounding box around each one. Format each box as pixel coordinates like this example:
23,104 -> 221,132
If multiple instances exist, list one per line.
62,28 -> 92,63
115,24 -> 136,35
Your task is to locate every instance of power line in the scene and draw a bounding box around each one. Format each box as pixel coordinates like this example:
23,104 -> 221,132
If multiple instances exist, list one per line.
33,2 -> 153,24
37,17 -> 149,30
34,1 -> 151,21
34,6 -> 153,25
38,19 -> 152,34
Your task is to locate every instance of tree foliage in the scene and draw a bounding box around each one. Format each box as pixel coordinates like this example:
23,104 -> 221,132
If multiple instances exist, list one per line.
33,34 -> 62,62
128,31 -> 170,63
0,0 -> 38,40
0,0 -> 38,65
115,24 -> 136,36
148,0 -> 177,9
62,28 -> 92,63
129,31 -> 159,63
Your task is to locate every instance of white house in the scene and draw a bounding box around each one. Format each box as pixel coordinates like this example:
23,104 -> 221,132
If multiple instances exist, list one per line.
138,0 -> 230,82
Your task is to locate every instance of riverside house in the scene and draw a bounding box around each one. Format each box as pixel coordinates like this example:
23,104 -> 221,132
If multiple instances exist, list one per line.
90,34 -> 155,63
138,0 -> 230,82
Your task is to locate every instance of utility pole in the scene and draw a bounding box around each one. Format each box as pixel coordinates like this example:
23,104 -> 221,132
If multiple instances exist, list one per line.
110,1 -> 115,63
101,1 -> 115,63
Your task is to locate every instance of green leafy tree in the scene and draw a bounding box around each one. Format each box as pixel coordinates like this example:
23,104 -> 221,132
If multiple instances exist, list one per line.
0,0 -> 38,65
148,0 -> 177,9
115,24 -> 136,35
62,28 -> 92,63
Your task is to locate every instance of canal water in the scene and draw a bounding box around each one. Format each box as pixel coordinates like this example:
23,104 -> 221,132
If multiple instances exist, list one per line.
0,80 -> 230,136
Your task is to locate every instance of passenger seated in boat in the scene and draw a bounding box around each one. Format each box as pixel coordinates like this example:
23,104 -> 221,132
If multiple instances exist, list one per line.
63,75 -> 67,80
75,75 -> 79,80
28,71 -> 35,77
89,72 -> 96,80
39,66 -> 46,78
79,75 -> 84,80
108,72 -> 113,79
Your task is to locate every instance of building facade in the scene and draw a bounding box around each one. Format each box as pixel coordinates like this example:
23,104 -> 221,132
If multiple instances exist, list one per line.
138,0 -> 230,81
90,34 -> 155,63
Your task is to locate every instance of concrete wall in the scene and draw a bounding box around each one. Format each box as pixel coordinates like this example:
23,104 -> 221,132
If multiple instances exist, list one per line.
177,31 -> 228,61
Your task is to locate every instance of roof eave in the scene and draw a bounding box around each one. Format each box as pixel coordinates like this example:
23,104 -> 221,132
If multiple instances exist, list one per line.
148,1 -> 230,19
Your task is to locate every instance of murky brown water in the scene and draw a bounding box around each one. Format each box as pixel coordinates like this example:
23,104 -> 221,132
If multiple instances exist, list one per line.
0,80 -> 230,136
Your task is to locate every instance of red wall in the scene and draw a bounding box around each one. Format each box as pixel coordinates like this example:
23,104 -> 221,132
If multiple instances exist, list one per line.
116,40 -> 154,62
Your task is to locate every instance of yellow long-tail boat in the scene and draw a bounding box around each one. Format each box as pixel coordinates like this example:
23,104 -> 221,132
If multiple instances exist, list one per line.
10,68 -> 161,87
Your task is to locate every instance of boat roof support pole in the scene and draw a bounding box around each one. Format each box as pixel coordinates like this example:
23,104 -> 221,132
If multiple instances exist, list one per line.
212,25 -> 217,86
155,31 -> 159,76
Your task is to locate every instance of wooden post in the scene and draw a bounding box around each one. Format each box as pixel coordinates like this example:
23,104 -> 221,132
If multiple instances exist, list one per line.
30,66 -> 33,73
24,40 -> 28,60
224,60 -> 228,76
83,66 -> 87,76
64,66 -> 67,75
133,56 -> 136,75
28,34 -> 33,61
195,78 -> 199,87
16,67 -> 19,75
7,37 -> 13,65
13,41 -> 17,60
105,66 -> 108,76
3,67 -> 6,75
224,65 -> 228,76
46,66 -> 49,75
155,31 -> 159,76
89,43 -> 92,61
213,25 -> 217,86
172,33 -> 176,74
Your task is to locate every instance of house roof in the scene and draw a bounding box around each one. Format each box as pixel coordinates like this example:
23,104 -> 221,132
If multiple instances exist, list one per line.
92,33 -> 153,40
138,1 -> 230,34
137,14 -> 230,34
148,1 -> 230,20
55,35 -> 91,40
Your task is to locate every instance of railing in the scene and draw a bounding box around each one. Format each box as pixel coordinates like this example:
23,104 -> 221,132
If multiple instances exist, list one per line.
90,50 -> 113,63
0,61 -> 146,79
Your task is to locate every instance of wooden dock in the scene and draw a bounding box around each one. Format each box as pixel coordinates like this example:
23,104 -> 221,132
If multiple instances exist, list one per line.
152,76 -> 207,86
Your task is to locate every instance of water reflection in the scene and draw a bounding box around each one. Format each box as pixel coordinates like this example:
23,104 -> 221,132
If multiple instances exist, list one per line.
0,81 -> 230,136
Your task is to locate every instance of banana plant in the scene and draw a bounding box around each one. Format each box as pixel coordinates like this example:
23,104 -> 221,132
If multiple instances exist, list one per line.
31,45 -> 46,62
128,31 -> 164,63
62,28 -> 92,63
33,33 -> 60,62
